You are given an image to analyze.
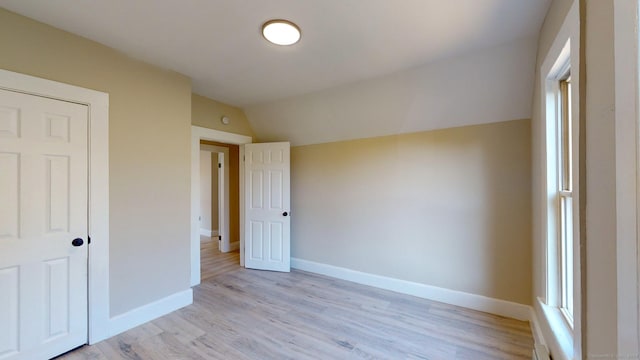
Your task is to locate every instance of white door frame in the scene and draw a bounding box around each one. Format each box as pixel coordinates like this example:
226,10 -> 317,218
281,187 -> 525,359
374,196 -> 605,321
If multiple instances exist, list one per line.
0,69 -> 110,344
190,126 -> 251,286
614,0 -> 640,354
217,151 -> 229,251
200,144 -> 230,251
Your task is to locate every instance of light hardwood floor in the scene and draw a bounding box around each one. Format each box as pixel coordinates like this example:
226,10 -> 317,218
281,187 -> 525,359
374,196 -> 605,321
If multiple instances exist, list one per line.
200,236 -> 240,281
57,246 -> 533,360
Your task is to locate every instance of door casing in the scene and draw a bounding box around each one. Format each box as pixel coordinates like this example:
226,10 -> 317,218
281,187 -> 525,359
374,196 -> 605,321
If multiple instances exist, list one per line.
190,126 -> 251,286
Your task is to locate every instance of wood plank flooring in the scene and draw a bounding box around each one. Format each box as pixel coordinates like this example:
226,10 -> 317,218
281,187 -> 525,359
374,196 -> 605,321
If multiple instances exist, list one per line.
200,236 -> 240,281
58,247 -> 533,360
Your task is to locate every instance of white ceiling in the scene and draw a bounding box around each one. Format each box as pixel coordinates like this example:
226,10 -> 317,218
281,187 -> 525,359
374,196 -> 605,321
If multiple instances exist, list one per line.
1,0 -> 550,107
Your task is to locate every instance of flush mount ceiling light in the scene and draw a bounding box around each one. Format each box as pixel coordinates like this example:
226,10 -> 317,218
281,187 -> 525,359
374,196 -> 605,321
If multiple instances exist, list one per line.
262,19 -> 301,46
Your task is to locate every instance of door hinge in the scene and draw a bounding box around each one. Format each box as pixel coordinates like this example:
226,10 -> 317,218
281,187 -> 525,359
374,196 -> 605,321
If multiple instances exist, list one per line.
87,236 -> 91,244
218,235 -> 222,241
218,163 -> 221,168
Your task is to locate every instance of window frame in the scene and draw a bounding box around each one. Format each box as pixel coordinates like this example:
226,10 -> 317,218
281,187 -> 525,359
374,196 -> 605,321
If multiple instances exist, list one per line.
545,56 -> 575,331
534,22 -> 582,359
557,74 -> 573,326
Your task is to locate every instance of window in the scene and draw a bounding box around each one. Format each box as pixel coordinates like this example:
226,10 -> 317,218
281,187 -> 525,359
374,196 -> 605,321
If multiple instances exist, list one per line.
557,75 -> 573,324
545,58 -> 575,330
542,39 -> 578,336
538,7 -> 580,358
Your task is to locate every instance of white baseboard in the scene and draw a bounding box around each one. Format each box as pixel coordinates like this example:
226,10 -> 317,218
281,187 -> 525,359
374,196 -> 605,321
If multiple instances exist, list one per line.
530,306 -> 547,347
220,241 -> 239,253
107,289 -> 193,339
199,229 -> 218,237
291,258 -> 531,322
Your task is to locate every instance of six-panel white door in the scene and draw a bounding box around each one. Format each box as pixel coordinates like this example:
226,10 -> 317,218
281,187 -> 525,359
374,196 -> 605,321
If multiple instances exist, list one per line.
244,142 -> 290,272
0,89 -> 88,360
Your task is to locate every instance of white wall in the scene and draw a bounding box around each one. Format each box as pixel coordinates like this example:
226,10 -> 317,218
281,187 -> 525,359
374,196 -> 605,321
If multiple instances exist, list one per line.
245,37 -> 537,146
199,150 -> 212,235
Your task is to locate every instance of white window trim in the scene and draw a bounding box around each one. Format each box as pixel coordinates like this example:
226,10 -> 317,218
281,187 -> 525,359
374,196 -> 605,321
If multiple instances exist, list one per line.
535,2 -> 581,360
544,45 -> 568,309
557,77 -> 574,325
614,0 -> 640,355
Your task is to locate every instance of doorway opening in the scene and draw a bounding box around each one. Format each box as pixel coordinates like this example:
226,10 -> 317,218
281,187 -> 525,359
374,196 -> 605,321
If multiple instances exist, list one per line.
199,141 -> 240,281
190,126 -> 252,286
199,144 -> 228,250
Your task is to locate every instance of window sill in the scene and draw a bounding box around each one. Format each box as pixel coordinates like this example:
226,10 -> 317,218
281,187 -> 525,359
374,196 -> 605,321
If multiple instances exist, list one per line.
537,297 -> 574,360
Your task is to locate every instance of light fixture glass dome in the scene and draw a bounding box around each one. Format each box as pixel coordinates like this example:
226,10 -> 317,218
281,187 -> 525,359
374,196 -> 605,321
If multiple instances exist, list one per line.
262,20 -> 301,46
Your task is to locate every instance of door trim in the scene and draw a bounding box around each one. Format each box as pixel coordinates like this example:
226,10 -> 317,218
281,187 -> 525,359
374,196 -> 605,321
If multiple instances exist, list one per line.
614,0 -> 640,354
191,126 -> 251,286
0,69 -> 110,344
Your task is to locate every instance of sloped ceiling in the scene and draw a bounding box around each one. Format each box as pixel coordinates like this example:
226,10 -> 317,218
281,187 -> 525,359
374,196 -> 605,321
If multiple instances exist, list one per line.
245,37 -> 538,146
2,0 -> 550,145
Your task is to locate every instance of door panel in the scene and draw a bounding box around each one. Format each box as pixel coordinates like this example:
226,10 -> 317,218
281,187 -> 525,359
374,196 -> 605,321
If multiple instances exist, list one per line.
270,171 -> 283,208
249,220 -> 264,261
0,153 -> 19,238
0,89 -> 88,360
46,155 -> 71,233
44,257 -> 71,340
269,223 -> 283,261
0,266 -> 19,358
244,142 -> 290,272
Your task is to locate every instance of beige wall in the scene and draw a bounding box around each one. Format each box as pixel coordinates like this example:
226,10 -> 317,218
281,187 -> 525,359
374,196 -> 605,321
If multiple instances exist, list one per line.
192,93 -> 254,137
291,120 -> 532,305
0,9 -> 192,316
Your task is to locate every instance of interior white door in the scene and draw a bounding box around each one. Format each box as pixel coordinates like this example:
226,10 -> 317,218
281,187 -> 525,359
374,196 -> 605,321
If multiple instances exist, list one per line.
0,89 -> 88,359
244,142 -> 290,272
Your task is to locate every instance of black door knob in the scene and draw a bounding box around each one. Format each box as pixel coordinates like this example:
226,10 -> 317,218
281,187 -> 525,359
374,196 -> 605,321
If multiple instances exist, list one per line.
282,212 -> 288,216
72,238 -> 84,247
